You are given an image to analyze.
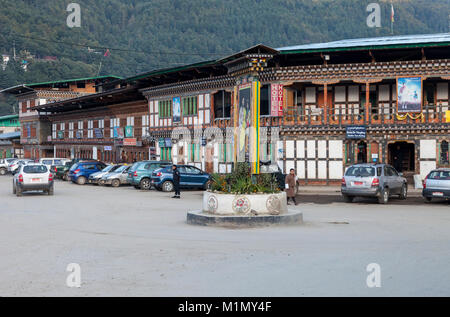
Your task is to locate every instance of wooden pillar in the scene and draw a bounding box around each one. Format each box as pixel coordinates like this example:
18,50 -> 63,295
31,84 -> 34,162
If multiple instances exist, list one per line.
324,83 -> 328,124
365,82 -> 370,123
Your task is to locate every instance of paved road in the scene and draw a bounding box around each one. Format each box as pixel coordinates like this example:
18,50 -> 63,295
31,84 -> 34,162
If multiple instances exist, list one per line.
0,175 -> 449,296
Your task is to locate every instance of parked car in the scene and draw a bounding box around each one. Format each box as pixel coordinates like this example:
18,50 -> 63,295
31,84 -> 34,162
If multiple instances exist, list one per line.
0,158 -> 17,175
9,159 -> 34,175
68,161 -> 107,185
341,163 -> 407,204
127,161 -> 172,190
39,158 -> 71,169
260,160 -> 287,191
99,165 -> 131,187
12,163 -> 54,196
88,164 -> 119,184
151,165 -> 211,192
57,159 -> 96,181
422,168 -> 450,202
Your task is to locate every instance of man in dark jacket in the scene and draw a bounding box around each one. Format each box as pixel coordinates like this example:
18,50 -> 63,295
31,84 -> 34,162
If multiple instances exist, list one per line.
172,165 -> 181,198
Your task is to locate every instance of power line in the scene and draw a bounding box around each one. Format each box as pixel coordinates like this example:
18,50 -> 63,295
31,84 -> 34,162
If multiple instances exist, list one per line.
11,33 -> 228,57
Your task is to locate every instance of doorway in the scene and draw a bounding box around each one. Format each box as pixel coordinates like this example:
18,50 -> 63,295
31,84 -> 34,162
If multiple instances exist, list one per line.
388,141 -> 415,172
357,141 -> 367,163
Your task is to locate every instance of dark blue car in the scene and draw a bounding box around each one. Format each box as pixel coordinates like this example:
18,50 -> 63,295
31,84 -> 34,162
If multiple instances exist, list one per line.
151,165 -> 211,192
68,161 -> 107,185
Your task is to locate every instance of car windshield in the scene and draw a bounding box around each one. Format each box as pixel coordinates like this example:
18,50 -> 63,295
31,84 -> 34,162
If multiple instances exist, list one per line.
345,166 -> 376,177
428,171 -> 450,180
114,165 -> 127,173
260,164 -> 280,173
101,165 -> 115,172
23,165 -> 48,174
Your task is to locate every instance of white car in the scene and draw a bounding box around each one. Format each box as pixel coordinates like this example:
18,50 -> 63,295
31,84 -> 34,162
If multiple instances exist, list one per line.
9,159 -> 34,175
13,163 -> 54,196
0,158 -> 17,175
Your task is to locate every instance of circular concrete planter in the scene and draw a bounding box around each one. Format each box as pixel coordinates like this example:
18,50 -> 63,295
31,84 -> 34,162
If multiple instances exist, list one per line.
202,190 -> 288,216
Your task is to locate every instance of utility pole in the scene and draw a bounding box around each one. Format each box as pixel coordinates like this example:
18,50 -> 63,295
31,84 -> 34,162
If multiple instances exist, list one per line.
13,40 -> 16,61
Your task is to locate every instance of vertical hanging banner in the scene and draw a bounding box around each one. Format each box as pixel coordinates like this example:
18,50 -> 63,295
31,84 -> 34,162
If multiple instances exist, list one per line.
271,84 -> 284,116
236,83 -> 252,164
251,80 -> 261,174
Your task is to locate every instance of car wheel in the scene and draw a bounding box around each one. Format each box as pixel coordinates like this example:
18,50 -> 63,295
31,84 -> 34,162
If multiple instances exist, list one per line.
342,194 -> 354,203
162,181 -> 174,192
111,179 -> 120,187
424,197 -> 432,202
77,176 -> 87,185
378,187 -> 389,204
48,186 -> 54,196
98,180 -> 105,186
0,168 -> 6,175
63,172 -> 69,181
399,184 -> 407,200
16,185 -> 22,197
139,178 -> 151,190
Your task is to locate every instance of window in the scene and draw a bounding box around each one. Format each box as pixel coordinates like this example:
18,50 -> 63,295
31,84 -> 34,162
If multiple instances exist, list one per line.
185,166 -> 201,174
159,100 -> 172,118
52,123 -> 57,139
424,83 -> 435,104
69,122 -> 74,139
110,118 -> 120,138
77,121 -> 84,138
440,141 -> 449,164
260,85 -> 270,116
182,96 -> 198,116
360,90 -> 377,114
213,91 -> 231,119
345,166 -> 376,177
142,115 -> 149,137
428,170 -> 450,180
87,120 -> 94,138
77,82 -> 86,88
23,165 -> 48,174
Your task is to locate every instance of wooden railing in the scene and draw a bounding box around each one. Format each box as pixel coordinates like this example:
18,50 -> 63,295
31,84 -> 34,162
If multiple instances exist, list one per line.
283,102 -> 449,126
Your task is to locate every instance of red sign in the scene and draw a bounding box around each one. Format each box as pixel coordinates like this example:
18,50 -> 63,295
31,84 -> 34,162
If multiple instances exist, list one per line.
123,138 -> 137,146
271,84 -> 284,116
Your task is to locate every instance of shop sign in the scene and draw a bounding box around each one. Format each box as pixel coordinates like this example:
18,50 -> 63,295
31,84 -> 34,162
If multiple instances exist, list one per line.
125,126 -> 134,138
123,138 -> 137,146
94,128 -> 103,139
164,138 -> 172,147
158,138 -> 165,147
104,146 -> 112,151
270,84 -> 284,116
346,125 -> 366,139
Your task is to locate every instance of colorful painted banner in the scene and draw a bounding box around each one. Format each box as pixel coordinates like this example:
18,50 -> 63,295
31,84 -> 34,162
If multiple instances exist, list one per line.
251,81 -> 261,174
125,126 -> 133,138
397,77 -> 422,113
173,97 -> 181,123
113,127 -> 124,139
237,84 -> 252,164
446,110 -> 450,123
270,84 -> 284,116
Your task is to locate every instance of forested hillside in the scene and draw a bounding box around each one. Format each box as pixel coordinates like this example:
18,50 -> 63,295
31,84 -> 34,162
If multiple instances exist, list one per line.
0,0 -> 448,114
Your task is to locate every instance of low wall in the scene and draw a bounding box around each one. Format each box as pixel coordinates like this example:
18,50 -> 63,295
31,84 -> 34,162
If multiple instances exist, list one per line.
203,191 -> 287,215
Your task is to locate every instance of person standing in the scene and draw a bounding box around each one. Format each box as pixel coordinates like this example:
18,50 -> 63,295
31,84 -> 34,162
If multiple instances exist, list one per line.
172,165 -> 181,199
285,168 -> 298,205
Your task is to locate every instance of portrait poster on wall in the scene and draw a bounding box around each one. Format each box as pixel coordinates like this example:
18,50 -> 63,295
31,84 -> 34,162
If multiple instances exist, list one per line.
397,77 -> 422,113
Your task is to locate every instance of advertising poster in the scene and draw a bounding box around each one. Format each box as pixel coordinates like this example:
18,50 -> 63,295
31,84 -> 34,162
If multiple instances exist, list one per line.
173,97 -> 181,123
113,127 -> 124,139
397,77 -> 422,113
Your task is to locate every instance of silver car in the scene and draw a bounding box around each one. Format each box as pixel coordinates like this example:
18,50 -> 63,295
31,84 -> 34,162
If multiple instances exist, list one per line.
341,164 -> 408,204
99,165 -> 131,187
422,169 -> 450,202
88,164 -> 119,184
0,158 -> 17,175
9,159 -> 34,175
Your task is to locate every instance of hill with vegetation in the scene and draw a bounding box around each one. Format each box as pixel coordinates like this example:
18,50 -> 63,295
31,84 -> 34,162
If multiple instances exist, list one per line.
0,0 -> 448,114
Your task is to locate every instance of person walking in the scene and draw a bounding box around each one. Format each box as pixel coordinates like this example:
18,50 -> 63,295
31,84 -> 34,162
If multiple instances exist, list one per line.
285,168 -> 298,205
172,164 -> 181,199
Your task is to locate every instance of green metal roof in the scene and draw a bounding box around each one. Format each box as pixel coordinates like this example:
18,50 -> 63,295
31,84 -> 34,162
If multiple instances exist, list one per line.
26,75 -> 122,87
0,114 -> 19,121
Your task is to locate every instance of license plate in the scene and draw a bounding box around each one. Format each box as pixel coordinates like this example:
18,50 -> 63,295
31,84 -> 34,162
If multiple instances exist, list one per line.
353,181 -> 363,186
31,178 -> 41,183
432,192 -> 444,197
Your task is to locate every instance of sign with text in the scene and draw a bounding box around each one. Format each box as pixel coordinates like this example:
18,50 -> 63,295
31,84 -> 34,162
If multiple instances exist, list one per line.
94,128 -> 103,139
104,146 -> 112,151
270,84 -> 284,117
113,127 -> 124,139
346,125 -> 366,139
125,126 -> 133,138
123,138 -> 137,146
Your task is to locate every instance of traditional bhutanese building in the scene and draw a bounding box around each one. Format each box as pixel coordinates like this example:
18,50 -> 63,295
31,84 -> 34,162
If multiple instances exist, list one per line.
2,33 -> 450,184
0,76 -> 121,159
